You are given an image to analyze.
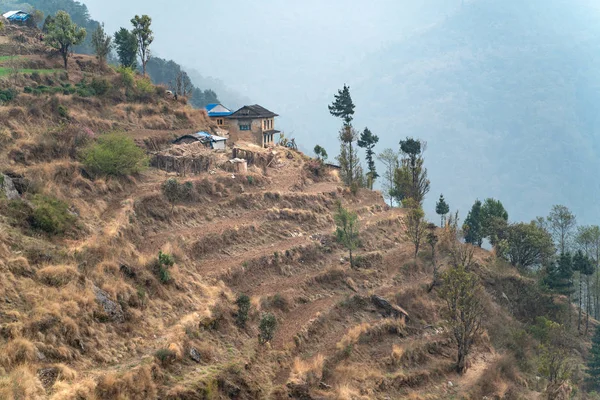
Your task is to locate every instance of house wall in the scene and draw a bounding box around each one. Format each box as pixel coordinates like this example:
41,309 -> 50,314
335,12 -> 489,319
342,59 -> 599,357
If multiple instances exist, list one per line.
210,116 -> 228,128
228,118 -> 264,146
212,140 -> 227,150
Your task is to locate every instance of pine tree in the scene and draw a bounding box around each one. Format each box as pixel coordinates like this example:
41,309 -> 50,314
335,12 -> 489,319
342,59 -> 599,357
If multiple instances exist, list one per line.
336,126 -> 363,188
114,27 -> 138,68
435,194 -> 450,227
393,138 -> 430,206
358,127 -> 379,190
464,200 -> 483,247
587,326 -> 600,389
334,202 -> 360,268
328,84 -> 355,126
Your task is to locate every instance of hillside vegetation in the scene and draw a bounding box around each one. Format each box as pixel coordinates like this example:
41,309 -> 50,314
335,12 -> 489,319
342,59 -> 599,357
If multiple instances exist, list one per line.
0,15 -> 596,400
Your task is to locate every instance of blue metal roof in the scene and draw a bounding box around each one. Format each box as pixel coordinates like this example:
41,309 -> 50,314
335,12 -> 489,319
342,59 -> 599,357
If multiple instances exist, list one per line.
205,104 -> 219,112
193,131 -> 212,138
208,111 -> 233,117
7,11 -> 30,21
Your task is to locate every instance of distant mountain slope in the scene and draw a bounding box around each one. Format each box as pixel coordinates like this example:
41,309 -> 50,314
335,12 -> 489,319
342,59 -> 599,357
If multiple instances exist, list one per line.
352,0 -> 600,222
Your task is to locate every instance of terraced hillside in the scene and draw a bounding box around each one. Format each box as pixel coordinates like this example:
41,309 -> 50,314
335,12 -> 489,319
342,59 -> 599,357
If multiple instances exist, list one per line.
0,25 -> 590,400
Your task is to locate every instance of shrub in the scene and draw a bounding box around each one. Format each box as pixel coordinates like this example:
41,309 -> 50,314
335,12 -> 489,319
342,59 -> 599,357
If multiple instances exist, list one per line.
57,104 -> 69,119
37,265 -> 77,287
154,348 -> 176,367
23,86 -> 33,94
0,88 -> 17,104
154,251 -> 174,284
82,133 -> 148,176
117,66 -> 135,88
162,179 -> 195,210
30,194 -> 76,235
259,313 -> 277,344
236,294 -> 251,328
90,77 -> 111,96
134,77 -> 155,102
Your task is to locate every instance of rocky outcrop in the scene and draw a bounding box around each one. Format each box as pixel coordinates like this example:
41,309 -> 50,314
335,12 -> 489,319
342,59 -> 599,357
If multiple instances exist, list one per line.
1,174 -> 20,200
93,285 -> 124,323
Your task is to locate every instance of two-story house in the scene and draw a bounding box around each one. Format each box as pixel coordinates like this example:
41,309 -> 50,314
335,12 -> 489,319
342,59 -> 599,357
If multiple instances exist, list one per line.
227,105 -> 280,147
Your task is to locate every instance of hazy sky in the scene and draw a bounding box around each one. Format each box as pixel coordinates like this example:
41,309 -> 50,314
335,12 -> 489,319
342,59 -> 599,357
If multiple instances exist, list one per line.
83,0 -> 460,114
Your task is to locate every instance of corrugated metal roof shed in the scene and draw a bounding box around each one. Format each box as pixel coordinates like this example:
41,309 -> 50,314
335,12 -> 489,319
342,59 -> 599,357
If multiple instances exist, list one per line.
3,10 -> 30,21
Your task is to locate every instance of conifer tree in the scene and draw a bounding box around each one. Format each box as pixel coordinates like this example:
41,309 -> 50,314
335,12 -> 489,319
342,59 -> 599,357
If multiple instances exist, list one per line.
587,326 -> 600,389
114,27 -> 138,68
436,194 -> 450,227
464,200 -> 483,247
393,137 -> 430,205
328,84 -> 355,126
336,126 -> 363,188
358,127 -> 379,189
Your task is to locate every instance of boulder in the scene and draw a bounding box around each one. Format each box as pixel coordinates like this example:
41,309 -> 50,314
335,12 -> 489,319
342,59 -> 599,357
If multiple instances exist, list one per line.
93,285 -> 124,323
189,347 -> 202,363
371,295 -> 409,322
1,174 -> 19,200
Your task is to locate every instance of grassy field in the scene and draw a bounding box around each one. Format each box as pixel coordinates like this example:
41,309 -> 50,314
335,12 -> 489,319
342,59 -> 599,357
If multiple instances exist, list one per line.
0,67 -> 61,77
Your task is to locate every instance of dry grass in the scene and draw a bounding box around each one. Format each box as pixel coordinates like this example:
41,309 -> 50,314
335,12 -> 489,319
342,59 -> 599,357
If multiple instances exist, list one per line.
37,265 -> 79,287
0,365 -> 46,400
289,354 -> 325,386
0,338 -> 37,369
95,365 -> 157,400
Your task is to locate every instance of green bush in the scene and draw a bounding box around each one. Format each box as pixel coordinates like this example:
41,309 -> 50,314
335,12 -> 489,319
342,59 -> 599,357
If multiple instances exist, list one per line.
82,133 -> 148,176
24,86 -> 33,94
0,88 -> 17,104
117,66 -> 135,88
154,250 -> 175,284
30,194 -> 76,235
236,294 -> 251,328
259,313 -> 277,344
154,348 -> 176,366
90,77 -> 111,96
57,104 -> 69,119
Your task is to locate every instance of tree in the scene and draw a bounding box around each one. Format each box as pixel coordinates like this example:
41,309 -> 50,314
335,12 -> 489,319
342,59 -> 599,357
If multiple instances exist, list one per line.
404,198 -> 427,259
336,125 -> 363,188
235,294 -> 251,328
29,9 -> 45,28
258,313 -> 277,344
480,198 -> 509,244
463,200 -> 483,247
438,265 -> 484,374
504,222 -> 555,269
427,223 -> 439,291
173,70 -> 193,98
91,23 -> 112,65
545,253 -> 574,297
334,203 -> 360,268
328,84 -> 355,126
131,15 -> 154,76
42,15 -> 54,33
547,205 -> 577,254
314,145 -> 328,162
537,323 -> 572,388
576,226 -> 600,326
377,149 -> 399,207
114,28 -> 138,68
573,250 -> 594,334
587,326 -> 600,389
357,127 -> 379,190
435,194 -> 450,227
45,11 -> 87,70
393,137 -> 430,206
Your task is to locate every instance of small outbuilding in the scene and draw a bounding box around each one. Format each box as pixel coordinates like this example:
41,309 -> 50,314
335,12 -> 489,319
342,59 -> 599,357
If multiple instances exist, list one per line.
173,131 -> 227,150
2,10 -> 30,23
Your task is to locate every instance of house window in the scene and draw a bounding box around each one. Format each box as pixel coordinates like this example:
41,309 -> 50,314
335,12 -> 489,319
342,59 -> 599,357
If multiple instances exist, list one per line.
217,118 -> 223,125
239,124 -> 251,131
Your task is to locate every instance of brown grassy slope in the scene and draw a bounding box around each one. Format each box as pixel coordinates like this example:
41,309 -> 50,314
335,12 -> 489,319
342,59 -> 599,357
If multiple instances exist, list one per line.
0,27 -> 592,400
